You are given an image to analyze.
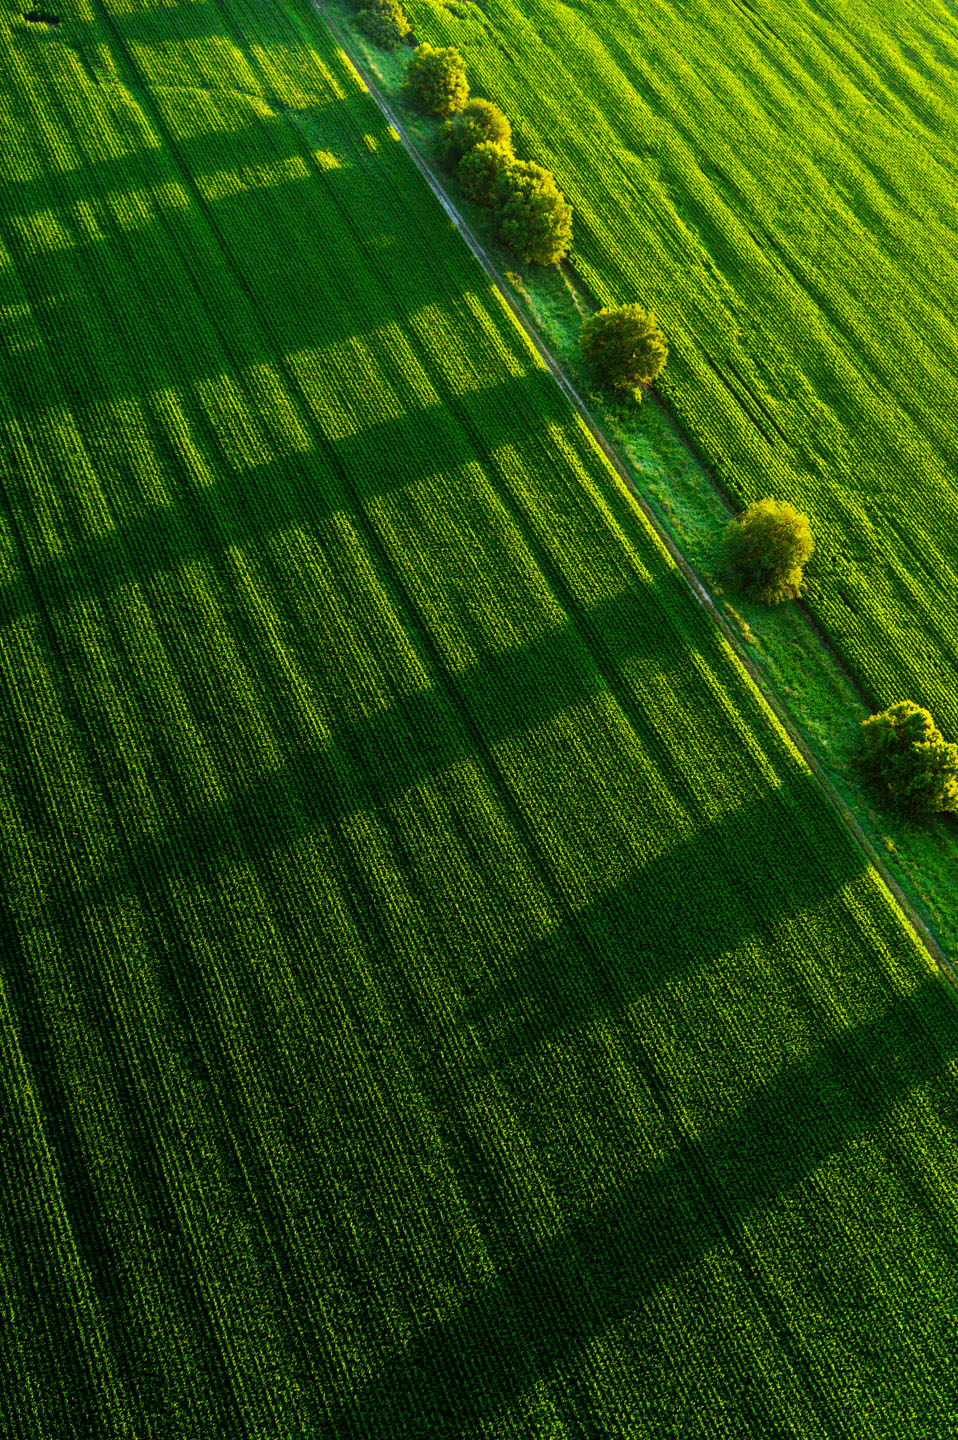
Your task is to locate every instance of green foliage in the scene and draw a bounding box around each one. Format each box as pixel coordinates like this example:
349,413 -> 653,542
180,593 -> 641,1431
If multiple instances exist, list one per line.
579,303 -> 668,395
435,96 -> 511,171
724,497 -> 814,604
402,42 -> 468,115
457,138 -> 515,205
491,159 -> 572,265
8,0 -> 958,1434
860,701 -> 958,813
404,0 -> 958,742
356,0 -> 410,48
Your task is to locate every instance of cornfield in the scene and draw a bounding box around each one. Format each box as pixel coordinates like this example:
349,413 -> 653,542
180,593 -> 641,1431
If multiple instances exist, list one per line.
0,0 -> 956,1432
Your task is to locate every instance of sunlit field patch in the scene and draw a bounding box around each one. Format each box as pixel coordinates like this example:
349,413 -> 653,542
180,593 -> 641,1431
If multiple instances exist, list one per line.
0,0 -> 957,1432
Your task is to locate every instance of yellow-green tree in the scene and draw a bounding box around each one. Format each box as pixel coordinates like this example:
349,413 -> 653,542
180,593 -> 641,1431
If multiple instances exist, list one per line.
458,140 -> 514,206
403,44 -> 468,115
861,701 -> 958,813
436,98 -> 511,171
724,497 -> 813,604
579,304 -> 668,395
356,0 -> 410,48
492,160 -> 572,266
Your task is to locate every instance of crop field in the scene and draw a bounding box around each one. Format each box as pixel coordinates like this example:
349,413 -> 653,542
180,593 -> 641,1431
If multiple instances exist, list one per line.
3,0 -> 958,1434
401,0 -> 958,735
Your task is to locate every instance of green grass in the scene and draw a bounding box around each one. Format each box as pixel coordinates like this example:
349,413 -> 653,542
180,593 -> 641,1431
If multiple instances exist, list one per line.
2,0 -> 958,1434
321,22 -> 958,967
398,0 -> 958,746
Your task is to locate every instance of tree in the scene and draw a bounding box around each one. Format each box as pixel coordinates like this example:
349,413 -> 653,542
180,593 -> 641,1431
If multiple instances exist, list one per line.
435,97 -> 511,172
402,43 -> 468,116
860,701 -> 958,813
579,303 -> 667,395
491,160 -> 572,265
724,497 -> 813,604
357,0 -> 410,48
457,140 -> 515,205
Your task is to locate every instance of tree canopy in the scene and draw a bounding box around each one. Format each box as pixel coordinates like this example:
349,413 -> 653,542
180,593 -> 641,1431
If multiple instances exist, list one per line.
403,43 -> 468,115
356,0 -> 410,48
860,700 -> 958,813
579,304 -> 667,395
724,497 -> 814,604
492,160 -> 572,265
457,140 -> 515,205
436,97 -> 511,171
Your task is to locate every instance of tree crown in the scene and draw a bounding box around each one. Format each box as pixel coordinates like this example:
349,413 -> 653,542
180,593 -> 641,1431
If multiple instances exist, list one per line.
492,160 -> 572,265
436,98 -> 511,170
724,496 -> 813,604
457,140 -> 515,205
357,0 -> 410,48
403,44 -> 468,115
860,700 -> 958,813
579,304 -> 668,394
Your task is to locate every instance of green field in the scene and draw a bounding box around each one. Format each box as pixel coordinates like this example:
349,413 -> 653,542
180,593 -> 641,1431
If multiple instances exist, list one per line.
400,0 -> 958,734
4,0 -> 958,1433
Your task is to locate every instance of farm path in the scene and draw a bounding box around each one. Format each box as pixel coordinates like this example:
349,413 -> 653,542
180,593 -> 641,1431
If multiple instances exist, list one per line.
312,0 -> 952,984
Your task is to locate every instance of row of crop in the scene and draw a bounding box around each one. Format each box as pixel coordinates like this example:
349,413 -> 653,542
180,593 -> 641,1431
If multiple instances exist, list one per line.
0,868 -> 139,1439
0,22 -> 613,921
0,452 -> 866,1435
0,9 -> 685,1439
0,459 -> 503,1433
0,603 -> 199,1435
1,0 -> 950,858
9,0 -> 958,1432
394,434 -> 958,1416
268,19 -> 958,1417
117,28 -> 847,904
211,101 -> 898,1428
0,432 -> 772,1434
0,407 -> 754,1016
568,126 -> 958,745
5,472 -> 950,1428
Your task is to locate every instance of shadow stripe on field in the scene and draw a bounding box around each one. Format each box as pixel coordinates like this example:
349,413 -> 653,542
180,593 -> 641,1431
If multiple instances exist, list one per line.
321,975 -> 958,1437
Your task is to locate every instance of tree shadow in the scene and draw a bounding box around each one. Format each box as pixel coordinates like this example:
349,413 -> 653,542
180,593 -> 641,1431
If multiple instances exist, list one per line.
4,0 -> 348,207
321,975 -> 958,1436
48,571 -> 690,912
0,362 -> 572,621
0,71 -> 344,222
0,92 -> 423,402
99,0 -> 264,51
463,767 -> 867,1062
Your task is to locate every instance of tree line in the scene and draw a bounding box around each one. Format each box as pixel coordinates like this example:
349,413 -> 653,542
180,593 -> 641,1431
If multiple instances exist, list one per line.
406,46 -> 574,267
348,7 -> 958,818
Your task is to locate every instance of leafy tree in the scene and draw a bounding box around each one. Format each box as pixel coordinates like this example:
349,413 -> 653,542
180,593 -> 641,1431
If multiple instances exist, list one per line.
403,43 -> 468,116
579,303 -> 667,395
458,140 -> 515,205
860,700 -> 958,813
357,0 -> 410,48
724,497 -> 814,604
492,160 -> 572,265
436,97 -> 511,171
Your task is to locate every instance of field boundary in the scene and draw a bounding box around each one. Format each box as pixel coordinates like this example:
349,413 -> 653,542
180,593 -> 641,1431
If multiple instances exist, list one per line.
313,0 -> 953,983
